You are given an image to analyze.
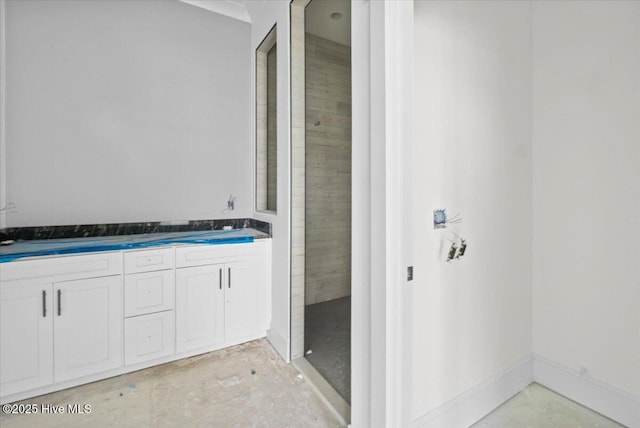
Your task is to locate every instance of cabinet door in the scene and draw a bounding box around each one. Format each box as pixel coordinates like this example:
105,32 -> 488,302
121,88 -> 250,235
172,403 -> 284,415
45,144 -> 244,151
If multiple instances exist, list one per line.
225,260 -> 261,342
53,276 -> 123,382
175,265 -> 224,353
0,281 -> 54,397
124,311 -> 175,365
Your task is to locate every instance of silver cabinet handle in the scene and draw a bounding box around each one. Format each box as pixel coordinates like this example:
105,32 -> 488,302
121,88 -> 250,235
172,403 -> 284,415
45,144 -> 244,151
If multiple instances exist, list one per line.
57,289 -> 61,316
219,268 -> 222,290
228,268 -> 231,288
42,290 -> 47,317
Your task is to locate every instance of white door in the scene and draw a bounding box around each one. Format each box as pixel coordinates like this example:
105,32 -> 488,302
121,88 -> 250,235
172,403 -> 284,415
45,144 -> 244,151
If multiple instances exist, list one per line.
224,260 -> 260,342
175,265 -> 224,352
53,276 -> 123,382
0,280 -> 54,396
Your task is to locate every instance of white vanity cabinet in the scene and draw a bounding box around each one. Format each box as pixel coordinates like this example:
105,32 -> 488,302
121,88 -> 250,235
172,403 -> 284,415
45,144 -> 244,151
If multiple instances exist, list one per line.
0,237 -> 271,404
123,248 -> 176,365
175,242 -> 268,353
0,252 -> 122,397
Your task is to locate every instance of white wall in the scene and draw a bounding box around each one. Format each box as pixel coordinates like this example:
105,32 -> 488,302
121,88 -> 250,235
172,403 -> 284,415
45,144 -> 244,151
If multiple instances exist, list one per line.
411,0 -> 533,421
247,0 -> 292,362
351,1 -> 375,425
2,0 -> 251,227
532,0 -> 640,398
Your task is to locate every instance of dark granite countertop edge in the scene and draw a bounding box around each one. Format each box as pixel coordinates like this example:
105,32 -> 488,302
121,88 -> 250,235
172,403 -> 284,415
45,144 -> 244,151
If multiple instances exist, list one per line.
0,218 -> 271,241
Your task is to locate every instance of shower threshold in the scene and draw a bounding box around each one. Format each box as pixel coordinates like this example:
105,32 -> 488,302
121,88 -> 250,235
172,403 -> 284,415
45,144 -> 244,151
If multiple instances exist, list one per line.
293,357 -> 351,426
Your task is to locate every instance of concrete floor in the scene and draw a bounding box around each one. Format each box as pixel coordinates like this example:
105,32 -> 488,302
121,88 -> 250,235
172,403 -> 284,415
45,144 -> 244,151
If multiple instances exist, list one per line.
0,339 -> 344,428
472,382 -> 624,428
1,340 -> 623,428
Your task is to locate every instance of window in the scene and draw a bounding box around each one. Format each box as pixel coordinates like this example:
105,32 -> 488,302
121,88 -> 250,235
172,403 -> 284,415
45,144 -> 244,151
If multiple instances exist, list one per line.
256,25 -> 277,213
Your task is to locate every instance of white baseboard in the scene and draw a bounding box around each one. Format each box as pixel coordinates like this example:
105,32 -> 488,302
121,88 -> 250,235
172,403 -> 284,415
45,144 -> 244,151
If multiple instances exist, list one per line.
266,328 -> 289,362
411,355 -> 534,428
533,353 -> 640,428
410,353 -> 639,428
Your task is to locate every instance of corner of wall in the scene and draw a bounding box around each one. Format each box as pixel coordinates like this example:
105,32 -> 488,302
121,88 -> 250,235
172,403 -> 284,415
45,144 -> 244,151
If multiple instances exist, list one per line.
0,0 -> 6,229
533,354 -> 640,428
249,0 -> 292,366
411,355 -> 534,428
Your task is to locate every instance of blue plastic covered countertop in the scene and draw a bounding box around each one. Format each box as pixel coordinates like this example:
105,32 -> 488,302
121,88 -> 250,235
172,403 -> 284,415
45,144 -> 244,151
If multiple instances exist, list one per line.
0,229 -> 266,263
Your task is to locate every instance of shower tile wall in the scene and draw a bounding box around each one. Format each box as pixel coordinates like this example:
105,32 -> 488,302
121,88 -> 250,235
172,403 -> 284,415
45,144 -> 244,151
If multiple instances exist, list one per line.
266,45 -> 277,211
305,32 -> 351,305
290,1 -> 306,360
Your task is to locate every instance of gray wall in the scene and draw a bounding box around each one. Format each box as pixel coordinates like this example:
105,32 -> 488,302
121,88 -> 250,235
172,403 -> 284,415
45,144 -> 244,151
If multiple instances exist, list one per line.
305,33 -> 351,305
3,0 -> 251,227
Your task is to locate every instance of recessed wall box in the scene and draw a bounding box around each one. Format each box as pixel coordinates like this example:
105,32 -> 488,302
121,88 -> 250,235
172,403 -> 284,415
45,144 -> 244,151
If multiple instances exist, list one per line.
434,209 -> 447,229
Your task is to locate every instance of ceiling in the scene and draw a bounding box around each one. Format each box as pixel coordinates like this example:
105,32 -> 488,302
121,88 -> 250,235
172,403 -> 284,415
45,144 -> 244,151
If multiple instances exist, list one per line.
305,0 -> 351,47
177,0 -> 251,23
179,0 -> 351,47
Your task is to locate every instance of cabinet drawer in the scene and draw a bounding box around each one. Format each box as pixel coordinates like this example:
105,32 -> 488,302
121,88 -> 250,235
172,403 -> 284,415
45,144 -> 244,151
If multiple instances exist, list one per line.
124,311 -> 175,365
124,248 -> 174,274
124,270 -> 175,317
175,244 -> 256,268
1,252 -> 122,282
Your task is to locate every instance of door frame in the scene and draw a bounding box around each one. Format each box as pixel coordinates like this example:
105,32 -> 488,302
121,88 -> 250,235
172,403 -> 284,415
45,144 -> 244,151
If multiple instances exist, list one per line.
287,0 -> 414,425
353,1 -> 414,426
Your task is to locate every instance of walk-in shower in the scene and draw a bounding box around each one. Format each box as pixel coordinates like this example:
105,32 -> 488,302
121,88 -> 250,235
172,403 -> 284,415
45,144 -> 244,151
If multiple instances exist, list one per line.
290,0 -> 352,413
